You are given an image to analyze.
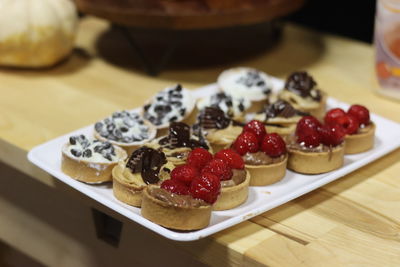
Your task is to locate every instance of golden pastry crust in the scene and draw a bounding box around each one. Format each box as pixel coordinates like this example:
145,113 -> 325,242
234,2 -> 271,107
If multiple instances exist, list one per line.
344,123 -> 375,154
246,155 -> 288,186
141,186 -> 212,230
112,160 -> 174,207
61,144 -> 127,184
287,144 -> 345,174
279,90 -> 327,119
205,125 -> 242,152
94,119 -> 157,155
213,170 -> 250,211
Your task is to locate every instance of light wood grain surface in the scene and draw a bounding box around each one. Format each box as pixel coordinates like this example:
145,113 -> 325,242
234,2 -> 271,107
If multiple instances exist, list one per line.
1,16 -> 400,267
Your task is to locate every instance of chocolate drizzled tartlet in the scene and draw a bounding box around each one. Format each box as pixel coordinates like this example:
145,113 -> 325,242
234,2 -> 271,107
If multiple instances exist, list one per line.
195,107 -> 243,152
279,71 -> 327,118
253,100 -> 308,139
112,147 -> 174,207
147,122 -> 210,166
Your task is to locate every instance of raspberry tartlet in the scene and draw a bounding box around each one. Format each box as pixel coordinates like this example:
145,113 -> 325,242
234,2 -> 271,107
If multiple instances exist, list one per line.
218,67 -> 273,112
94,110 -> 156,155
287,116 -> 345,174
141,169 -> 221,230
194,107 -> 243,152
233,120 -> 288,186
253,100 -> 308,139
147,122 -> 211,166
61,135 -> 127,183
279,71 -> 327,118
196,91 -> 251,120
112,147 -> 174,207
324,105 -> 375,154
142,84 -> 195,131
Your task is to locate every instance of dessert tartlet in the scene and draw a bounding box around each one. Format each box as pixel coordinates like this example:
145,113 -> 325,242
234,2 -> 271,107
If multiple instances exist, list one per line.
287,116 -> 345,174
211,149 -> 250,210
324,105 -> 375,154
147,122 -> 211,166
112,147 -> 174,207
279,71 -> 327,118
61,135 -> 127,183
253,100 -> 308,140
142,84 -> 195,130
141,166 -> 221,230
195,107 -> 243,152
232,120 -> 288,186
218,67 -> 273,112
94,110 -> 156,155
196,91 -> 251,120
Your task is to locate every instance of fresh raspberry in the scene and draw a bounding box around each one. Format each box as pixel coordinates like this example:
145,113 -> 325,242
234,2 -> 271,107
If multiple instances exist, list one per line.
335,114 -> 359,134
161,179 -> 189,195
261,133 -> 287,157
297,129 -> 321,147
295,116 -> 322,136
233,131 -> 259,155
202,158 -> 233,180
318,124 -> 345,146
348,104 -> 370,125
243,120 -> 267,142
187,147 -> 213,169
324,108 -> 346,125
215,149 -> 244,169
189,173 -> 221,204
170,164 -> 199,186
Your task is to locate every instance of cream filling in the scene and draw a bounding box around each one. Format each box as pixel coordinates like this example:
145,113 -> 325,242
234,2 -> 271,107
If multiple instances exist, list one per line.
64,139 -> 118,163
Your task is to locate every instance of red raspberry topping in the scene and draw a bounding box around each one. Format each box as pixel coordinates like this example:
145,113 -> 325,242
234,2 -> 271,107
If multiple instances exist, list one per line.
170,164 -> 199,186
202,158 -> 232,180
295,116 -> 322,136
161,179 -> 190,195
189,173 -> 221,204
324,108 -> 346,125
233,131 -> 259,155
318,124 -> 345,146
187,147 -> 213,169
215,149 -> 244,169
348,104 -> 370,125
297,129 -> 321,148
335,114 -> 359,134
261,133 -> 287,157
243,120 -> 267,142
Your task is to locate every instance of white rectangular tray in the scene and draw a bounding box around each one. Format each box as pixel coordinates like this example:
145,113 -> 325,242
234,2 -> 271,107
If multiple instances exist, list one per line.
28,83 -> 400,241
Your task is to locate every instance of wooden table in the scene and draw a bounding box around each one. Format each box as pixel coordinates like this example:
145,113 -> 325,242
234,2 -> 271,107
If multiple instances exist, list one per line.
1,16 -> 400,267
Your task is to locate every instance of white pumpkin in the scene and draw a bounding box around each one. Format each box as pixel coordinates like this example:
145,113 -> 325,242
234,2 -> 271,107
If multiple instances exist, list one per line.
0,0 -> 78,68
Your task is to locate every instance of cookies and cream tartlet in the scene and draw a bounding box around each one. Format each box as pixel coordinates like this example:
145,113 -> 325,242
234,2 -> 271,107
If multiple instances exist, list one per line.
142,84 -> 195,130
94,110 -> 156,155
61,135 -> 127,183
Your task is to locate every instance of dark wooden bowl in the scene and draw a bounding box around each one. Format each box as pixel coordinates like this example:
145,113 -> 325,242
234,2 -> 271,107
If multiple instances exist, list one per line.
75,0 -> 304,29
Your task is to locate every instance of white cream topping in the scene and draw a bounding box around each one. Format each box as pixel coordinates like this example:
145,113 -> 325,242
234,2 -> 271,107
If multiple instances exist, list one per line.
196,92 -> 251,118
218,67 -> 272,101
64,135 -> 118,163
143,84 -> 194,127
95,111 -> 151,143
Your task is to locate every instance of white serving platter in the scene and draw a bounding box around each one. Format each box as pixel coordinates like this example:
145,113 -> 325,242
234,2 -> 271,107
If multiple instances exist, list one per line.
28,81 -> 400,241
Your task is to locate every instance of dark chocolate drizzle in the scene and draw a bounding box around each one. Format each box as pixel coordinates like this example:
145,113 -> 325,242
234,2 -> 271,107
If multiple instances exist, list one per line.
260,100 -> 309,121
126,147 -> 167,185
159,122 -> 208,149
198,107 -> 231,130
285,71 -> 321,101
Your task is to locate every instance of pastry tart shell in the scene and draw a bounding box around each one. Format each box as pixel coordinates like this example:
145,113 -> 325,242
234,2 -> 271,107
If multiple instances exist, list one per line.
141,186 -> 212,231
246,155 -> 288,186
344,123 -> 375,154
287,144 -> 345,174
61,144 -> 127,184
213,170 -> 250,211
112,165 -> 145,207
